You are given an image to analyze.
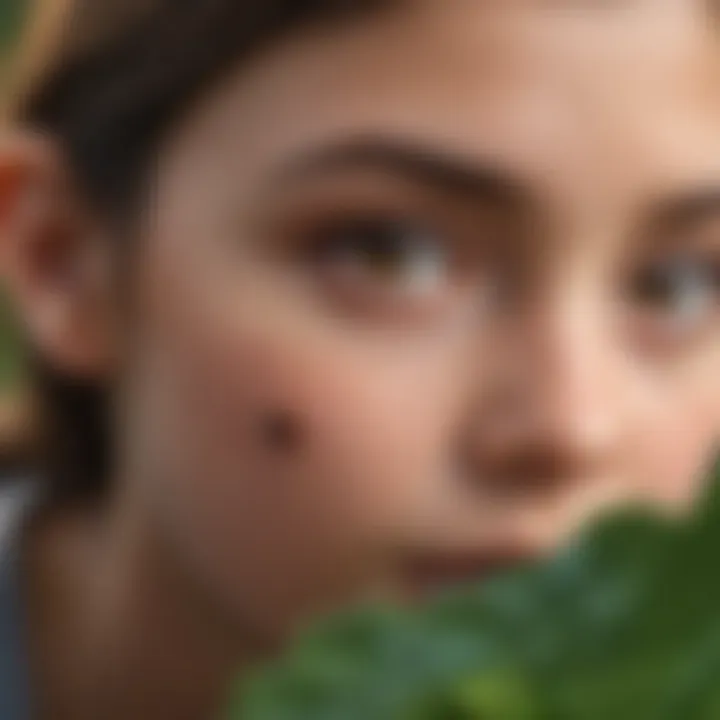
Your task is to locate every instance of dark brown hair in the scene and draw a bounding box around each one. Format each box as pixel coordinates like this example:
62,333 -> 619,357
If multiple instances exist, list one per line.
12,0 -> 380,502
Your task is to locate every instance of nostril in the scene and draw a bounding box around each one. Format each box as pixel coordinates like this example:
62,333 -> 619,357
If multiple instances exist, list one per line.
480,444 -> 592,495
461,409 -> 618,497
463,328 -> 626,496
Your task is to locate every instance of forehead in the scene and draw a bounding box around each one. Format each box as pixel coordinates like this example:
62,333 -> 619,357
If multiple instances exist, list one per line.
161,0 -> 720,205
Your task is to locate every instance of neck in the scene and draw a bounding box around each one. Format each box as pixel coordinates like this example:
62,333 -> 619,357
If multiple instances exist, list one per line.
25,495 -> 251,720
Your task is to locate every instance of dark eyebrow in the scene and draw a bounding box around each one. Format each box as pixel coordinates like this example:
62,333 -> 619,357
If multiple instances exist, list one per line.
271,135 -> 527,206
654,188 -> 720,235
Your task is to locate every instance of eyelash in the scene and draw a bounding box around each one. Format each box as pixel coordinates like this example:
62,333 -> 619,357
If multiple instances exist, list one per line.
275,200 -> 720,333
629,253 -> 720,297
278,206 -> 491,321
624,251 -> 720,343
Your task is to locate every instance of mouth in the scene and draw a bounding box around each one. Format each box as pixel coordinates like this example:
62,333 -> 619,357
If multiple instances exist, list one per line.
399,547 -> 537,603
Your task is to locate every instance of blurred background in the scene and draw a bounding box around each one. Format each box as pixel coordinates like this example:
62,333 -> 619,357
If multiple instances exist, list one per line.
0,0 -> 30,450
0,0 -> 24,53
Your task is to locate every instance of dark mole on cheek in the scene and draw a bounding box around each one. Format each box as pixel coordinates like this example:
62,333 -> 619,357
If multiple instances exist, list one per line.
261,411 -> 306,455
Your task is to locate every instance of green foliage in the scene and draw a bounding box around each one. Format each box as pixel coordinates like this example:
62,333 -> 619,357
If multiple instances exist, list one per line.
0,294 -> 24,393
228,466 -> 720,719
0,1 -> 28,395
0,0 -> 25,52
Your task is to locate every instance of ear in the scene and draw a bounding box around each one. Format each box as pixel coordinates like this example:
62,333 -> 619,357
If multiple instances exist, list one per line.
0,130 -> 116,380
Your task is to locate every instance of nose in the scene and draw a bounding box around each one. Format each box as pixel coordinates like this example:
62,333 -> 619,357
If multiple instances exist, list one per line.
465,299 -> 629,493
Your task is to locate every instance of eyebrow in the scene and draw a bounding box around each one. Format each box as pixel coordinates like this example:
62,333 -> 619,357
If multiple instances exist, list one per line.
270,135 -> 528,206
654,188 -> 720,234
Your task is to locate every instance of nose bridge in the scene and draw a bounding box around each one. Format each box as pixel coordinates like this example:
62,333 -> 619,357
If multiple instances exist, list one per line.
520,280 -> 622,452
499,281 -> 625,461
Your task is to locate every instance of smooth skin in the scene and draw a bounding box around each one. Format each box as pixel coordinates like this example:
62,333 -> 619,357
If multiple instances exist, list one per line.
2,1 -> 720,718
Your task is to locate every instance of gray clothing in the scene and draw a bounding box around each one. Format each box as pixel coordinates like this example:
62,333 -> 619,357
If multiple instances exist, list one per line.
0,484 -> 35,720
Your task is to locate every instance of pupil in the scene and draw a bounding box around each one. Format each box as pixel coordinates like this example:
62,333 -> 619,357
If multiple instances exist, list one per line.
315,217 -> 428,274
638,267 -> 675,304
349,219 -> 414,270
636,261 -> 707,307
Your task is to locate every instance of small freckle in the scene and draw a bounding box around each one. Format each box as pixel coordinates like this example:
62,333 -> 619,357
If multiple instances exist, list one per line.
261,411 -> 305,454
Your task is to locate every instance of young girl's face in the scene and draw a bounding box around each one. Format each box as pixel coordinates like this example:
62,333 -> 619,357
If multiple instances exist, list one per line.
24,1 -> 720,642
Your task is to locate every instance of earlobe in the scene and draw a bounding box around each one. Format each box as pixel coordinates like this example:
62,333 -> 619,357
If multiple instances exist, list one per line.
0,130 -> 116,380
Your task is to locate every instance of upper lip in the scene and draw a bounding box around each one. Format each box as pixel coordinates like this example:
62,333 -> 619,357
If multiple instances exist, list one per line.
401,546 -> 537,600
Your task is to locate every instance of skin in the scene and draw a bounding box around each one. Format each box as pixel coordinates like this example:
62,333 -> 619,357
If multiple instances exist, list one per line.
2,0 -> 720,717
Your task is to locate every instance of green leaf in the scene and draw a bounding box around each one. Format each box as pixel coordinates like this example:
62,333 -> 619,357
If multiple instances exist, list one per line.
228,466 -> 720,720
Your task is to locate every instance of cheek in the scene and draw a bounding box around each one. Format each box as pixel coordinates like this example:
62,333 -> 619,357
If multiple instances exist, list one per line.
165,327 -> 446,534
125,277 -> 462,633
632,369 -> 719,509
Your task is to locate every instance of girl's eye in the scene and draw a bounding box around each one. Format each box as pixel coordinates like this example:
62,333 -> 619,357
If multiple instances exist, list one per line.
628,255 -> 720,329
308,215 -> 450,297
